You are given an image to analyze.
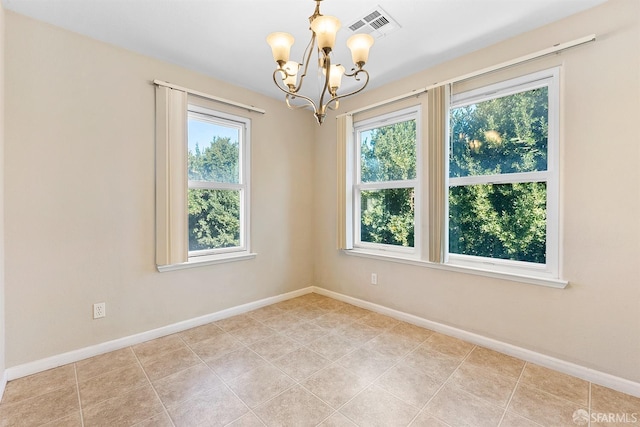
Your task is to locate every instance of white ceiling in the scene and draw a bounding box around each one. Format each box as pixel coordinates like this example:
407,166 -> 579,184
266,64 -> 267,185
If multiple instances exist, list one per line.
3,0 -> 607,100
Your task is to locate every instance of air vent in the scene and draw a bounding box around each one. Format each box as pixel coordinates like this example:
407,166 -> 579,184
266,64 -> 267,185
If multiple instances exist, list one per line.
347,6 -> 400,38
363,11 -> 381,23
369,16 -> 389,30
348,20 -> 366,32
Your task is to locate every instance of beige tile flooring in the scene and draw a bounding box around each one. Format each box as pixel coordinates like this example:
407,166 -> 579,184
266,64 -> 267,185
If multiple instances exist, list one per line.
1,293 -> 638,427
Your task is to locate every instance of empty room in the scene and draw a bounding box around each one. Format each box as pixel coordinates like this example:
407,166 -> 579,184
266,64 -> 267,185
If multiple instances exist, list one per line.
0,0 -> 638,425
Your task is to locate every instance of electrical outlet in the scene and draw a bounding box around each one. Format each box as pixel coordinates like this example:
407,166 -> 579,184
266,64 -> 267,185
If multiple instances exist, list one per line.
371,273 -> 378,285
93,302 -> 106,319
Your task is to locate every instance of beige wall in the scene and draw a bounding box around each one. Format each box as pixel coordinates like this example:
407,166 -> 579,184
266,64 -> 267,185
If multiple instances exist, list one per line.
3,0 -> 640,386
4,12 -> 315,366
314,0 -> 640,383
0,0 -> 6,381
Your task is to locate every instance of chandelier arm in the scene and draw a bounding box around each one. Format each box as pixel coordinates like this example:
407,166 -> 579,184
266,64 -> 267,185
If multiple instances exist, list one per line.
342,67 -> 368,79
294,32 -> 317,93
325,69 -> 370,111
285,92 -> 320,113
285,95 -> 312,110
271,68 -> 295,95
309,0 -> 322,22
272,69 -> 320,114
315,52 -> 333,120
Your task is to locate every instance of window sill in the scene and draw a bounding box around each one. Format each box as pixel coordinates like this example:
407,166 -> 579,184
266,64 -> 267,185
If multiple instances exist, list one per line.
342,249 -> 568,289
157,252 -> 257,272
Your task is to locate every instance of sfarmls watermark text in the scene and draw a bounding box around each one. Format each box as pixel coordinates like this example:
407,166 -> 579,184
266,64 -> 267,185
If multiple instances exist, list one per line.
573,409 -> 638,425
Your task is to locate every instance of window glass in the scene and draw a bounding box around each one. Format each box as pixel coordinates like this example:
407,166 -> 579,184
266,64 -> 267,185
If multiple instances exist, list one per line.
354,107 -> 420,253
447,70 -> 558,274
360,188 -> 415,247
187,108 -> 248,257
360,119 -> 416,182
341,68 -> 560,283
449,87 -> 548,178
188,115 -> 240,184
449,182 -> 547,263
188,189 -> 241,252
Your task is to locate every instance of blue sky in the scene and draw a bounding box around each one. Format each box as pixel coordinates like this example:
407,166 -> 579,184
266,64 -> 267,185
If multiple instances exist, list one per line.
188,118 -> 239,154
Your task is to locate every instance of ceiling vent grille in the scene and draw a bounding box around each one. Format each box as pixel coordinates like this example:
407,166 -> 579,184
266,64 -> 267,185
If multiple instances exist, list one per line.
348,6 -> 400,38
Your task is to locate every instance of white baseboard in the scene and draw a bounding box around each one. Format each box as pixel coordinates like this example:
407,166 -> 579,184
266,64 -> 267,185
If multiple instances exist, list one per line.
0,369 -> 7,402
311,286 -> 640,398
6,284 -> 639,399
5,286 -> 314,381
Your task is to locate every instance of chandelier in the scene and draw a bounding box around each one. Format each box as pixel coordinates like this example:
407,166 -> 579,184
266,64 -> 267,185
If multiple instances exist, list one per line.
267,0 -> 374,124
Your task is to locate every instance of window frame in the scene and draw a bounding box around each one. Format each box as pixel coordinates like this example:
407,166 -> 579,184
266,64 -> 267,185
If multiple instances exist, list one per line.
155,85 -> 256,272
445,68 -> 560,279
186,104 -> 251,262
352,106 -> 422,257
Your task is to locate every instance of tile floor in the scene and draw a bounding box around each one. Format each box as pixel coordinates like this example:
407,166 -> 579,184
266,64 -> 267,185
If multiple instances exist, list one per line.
0,293 -> 638,426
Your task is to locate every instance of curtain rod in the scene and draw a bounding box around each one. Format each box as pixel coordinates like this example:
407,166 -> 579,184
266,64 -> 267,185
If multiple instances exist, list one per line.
341,34 -> 596,117
153,80 -> 266,114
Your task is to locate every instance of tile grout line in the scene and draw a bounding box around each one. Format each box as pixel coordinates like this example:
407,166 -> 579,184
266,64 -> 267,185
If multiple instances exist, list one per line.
302,306 -> 466,426
496,359 -> 527,426
503,362 -> 549,427
5,367 -> 87,427
291,323 -> 391,425
514,361 -> 593,424
588,381 -> 592,427
246,304 -> 347,423
187,331 -> 270,426
245,301 -> 385,425
305,327 -> 436,427
7,294 -> 633,426
130,345 -> 176,427
355,337 -> 430,412
296,359 -> 357,426
239,316 -> 335,425
73,363 -> 86,427
406,343 -> 478,427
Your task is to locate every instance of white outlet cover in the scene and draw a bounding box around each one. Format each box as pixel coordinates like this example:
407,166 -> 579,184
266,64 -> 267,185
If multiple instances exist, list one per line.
93,302 -> 106,319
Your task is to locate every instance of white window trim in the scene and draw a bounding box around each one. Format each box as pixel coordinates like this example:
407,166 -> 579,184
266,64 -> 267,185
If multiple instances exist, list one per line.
343,249 -> 568,289
157,252 -> 257,272
445,68 -> 561,280
340,68 -> 567,288
186,105 -> 252,262
352,106 -> 422,258
155,85 -> 255,272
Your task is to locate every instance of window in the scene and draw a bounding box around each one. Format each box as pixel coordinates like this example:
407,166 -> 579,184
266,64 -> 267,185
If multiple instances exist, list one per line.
187,105 -> 250,258
339,68 -> 564,286
155,85 -> 253,271
352,106 -> 421,255
446,68 -> 559,278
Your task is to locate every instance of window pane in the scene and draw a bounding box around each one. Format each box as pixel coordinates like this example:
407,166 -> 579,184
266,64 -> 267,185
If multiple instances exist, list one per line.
449,87 -> 548,178
360,119 -> 416,182
188,189 -> 240,251
360,188 -> 414,247
188,116 -> 240,183
448,182 -> 547,263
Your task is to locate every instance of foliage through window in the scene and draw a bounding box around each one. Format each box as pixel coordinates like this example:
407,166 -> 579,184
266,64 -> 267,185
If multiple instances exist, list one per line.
187,108 -> 249,256
354,107 -> 420,252
447,69 -> 559,275
341,68 -> 561,283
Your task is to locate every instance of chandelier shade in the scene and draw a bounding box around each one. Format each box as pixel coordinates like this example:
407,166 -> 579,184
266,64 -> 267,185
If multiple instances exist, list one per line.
266,0 -> 374,124
266,32 -> 295,65
328,64 -> 345,90
309,15 -> 341,51
282,61 -> 300,87
347,34 -> 375,66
